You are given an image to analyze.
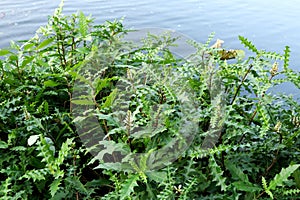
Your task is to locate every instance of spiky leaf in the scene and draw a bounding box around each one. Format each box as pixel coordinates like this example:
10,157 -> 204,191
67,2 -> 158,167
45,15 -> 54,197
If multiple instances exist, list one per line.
209,155 -> 227,191
120,174 -> 139,200
268,164 -> 300,190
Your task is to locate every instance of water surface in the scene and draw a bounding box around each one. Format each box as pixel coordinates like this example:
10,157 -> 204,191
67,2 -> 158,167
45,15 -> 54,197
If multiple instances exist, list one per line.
0,0 -> 299,95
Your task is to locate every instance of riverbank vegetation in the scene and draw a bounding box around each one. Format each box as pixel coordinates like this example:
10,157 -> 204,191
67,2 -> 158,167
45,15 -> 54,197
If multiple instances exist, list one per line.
0,2 -> 299,199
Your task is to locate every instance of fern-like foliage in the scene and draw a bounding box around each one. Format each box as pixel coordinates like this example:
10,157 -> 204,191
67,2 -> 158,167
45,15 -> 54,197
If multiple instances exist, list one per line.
209,155 -> 227,191
78,11 -> 89,38
283,188 -> 300,196
238,35 -> 259,54
119,174 -> 139,200
261,164 -> 300,199
262,176 -> 273,199
1,2 -> 300,199
268,164 -> 300,190
225,159 -> 261,193
204,32 -> 216,48
157,167 -> 176,200
283,46 -> 290,71
0,177 -> 12,199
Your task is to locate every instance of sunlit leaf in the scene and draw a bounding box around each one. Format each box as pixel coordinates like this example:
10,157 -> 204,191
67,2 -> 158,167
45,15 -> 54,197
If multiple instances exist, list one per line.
28,135 -> 40,146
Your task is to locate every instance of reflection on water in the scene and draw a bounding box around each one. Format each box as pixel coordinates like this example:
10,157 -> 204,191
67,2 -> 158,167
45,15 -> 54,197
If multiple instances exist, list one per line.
0,0 -> 299,95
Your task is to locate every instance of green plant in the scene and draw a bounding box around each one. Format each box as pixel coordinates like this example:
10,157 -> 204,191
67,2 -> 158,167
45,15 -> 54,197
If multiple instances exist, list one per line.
0,1 -> 299,199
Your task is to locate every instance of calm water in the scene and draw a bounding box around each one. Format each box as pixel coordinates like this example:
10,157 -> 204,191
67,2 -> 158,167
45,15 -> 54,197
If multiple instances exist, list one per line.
0,0 -> 299,95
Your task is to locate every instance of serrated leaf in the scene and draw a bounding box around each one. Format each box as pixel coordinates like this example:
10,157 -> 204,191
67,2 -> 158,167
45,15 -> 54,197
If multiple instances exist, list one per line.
283,46 -> 290,70
224,159 -> 249,182
238,35 -> 259,54
94,140 -> 130,161
102,88 -> 118,109
57,138 -> 73,165
11,146 -> 27,151
50,178 -> 61,197
209,155 -> 227,191
65,176 -> 88,194
21,169 -> 47,182
146,171 -> 167,183
120,174 -> 139,200
93,162 -> 133,172
268,164 -> 300,190
262,176 -> 272,199
232,181 -> 261,192
262,176 -> 267,190
79,11 -> 88,38
283,189 -> 300,196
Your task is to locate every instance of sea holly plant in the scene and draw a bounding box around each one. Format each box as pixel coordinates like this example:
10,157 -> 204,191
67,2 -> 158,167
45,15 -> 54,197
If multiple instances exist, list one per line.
0,1 -> 300,199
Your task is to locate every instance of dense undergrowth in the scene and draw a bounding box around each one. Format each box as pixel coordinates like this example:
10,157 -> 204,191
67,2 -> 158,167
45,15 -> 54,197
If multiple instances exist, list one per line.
0,1 -> 300,199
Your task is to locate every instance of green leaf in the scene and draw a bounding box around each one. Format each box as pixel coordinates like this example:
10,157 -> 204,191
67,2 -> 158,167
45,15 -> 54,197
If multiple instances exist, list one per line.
293,169 -> 300,189
11,146 -> 27,151
71,99 -> 95,105
94,162 -> 133,172
50,178 -> 61,197
130,126 -> 167,139
79,11 -> 88,38
44,80 -> 60,87
95,78 -> 113,96
37,37 -> 54,50
65,176 -> 88,194
9,54 -> 18,61
268,164 -> 300,190
21,169 -> 47,182
120,174 -> 139,200
23,43 -> 35,51
75,47 -> 90,54
94,140 -> 130,161
238,35 -> 259,54
21,56 -> 34,67
224,159 -> 249,182
232,181 -> 261,192
262,177 -> 273,199
57,138 -> 73,165
102,88 -> 118,109
0,49 -> 11,56
209,155 -> 227,191
0,141 -> 8,149
283,46 -> 290,70
146,171 -> 168,183
283,189 -> 300,196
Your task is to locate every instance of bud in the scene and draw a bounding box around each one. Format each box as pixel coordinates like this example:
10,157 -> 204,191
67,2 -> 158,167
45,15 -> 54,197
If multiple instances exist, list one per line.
274,121 -> 282,133
127,68 -> 133,81
292,116 -> 300,128
270,62 -> 278,77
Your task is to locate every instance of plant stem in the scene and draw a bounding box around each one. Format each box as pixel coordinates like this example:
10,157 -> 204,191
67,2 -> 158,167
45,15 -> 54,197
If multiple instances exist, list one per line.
238,72 -> 275,143
230,64 -> 253,105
